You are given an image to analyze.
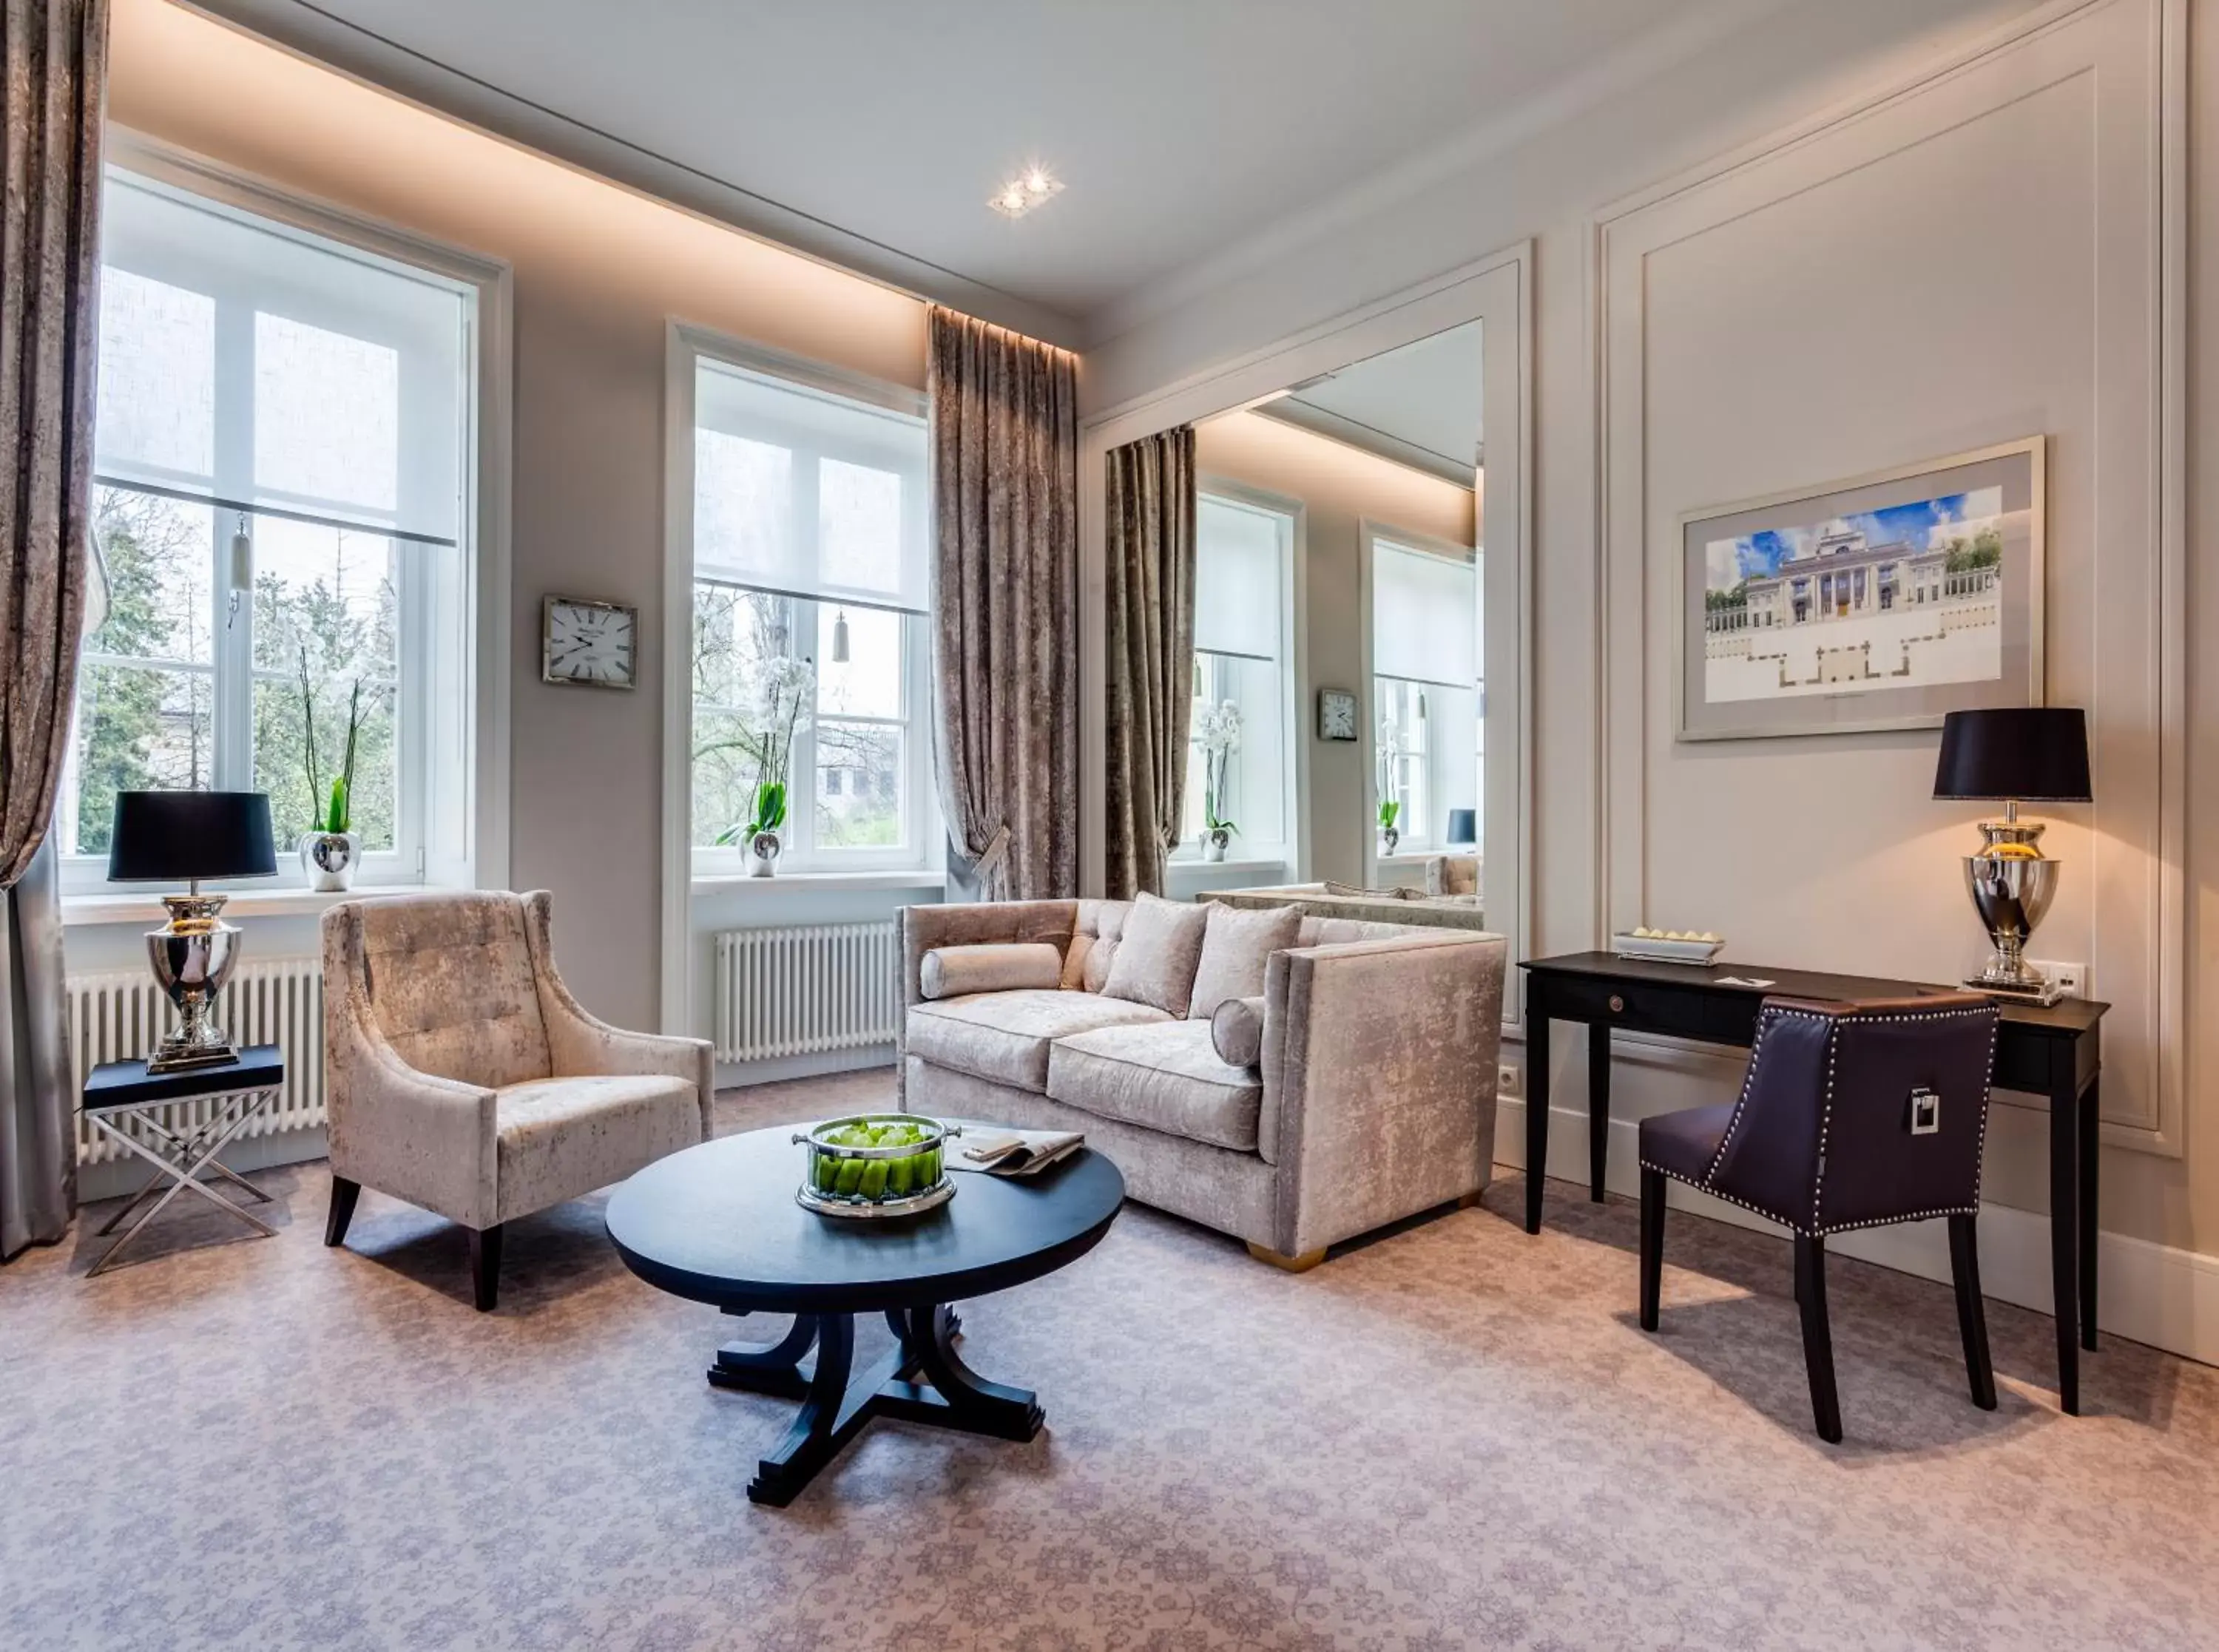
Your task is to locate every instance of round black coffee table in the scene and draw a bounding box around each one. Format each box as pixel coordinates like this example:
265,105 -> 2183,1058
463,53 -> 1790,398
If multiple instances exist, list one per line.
605,1123 -> 1124,1506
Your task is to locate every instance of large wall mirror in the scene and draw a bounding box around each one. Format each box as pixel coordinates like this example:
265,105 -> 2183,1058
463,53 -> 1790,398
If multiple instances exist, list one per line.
1079,248 -> 1530,1025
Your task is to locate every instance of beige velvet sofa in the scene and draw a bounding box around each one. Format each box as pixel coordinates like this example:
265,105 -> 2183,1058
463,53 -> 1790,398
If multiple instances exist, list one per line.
898,898 -> 1507,1270
320,890 -> 715,1310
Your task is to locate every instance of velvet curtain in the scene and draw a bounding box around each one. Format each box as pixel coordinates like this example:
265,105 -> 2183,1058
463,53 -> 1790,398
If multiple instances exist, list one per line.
1103,427 -> 1195,900
1,0 -> 107,1259
927,307 -> 1079,901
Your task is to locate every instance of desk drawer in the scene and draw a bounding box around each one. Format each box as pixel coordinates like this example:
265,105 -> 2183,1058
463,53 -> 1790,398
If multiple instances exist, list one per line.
1537,975 -> 1757,1045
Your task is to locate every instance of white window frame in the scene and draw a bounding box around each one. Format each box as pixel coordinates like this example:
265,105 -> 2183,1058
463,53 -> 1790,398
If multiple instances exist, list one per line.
63,132 -> 511,904
1173,480 -> 1301,870
1361,520 -> 1480,870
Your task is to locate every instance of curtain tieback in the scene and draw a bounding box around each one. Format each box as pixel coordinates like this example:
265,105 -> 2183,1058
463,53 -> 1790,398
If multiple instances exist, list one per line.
975,823 -> 1012,884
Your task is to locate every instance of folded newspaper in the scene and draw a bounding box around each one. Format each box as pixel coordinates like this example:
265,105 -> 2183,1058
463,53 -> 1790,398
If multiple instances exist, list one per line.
953,1129 -> 1086,1177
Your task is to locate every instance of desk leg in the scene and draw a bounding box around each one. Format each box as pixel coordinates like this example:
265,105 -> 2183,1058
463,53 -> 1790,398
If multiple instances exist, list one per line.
2048,1074 -> 2081,1416
2079,1078 -> 2100,1353
1524,1009 -> 1551,1234
1588,1021 -> 1612,1203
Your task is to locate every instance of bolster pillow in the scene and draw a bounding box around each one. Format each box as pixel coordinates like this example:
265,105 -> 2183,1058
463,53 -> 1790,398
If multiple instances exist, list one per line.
1210,995 -> 1267,1069
919,942 -> 1065,1001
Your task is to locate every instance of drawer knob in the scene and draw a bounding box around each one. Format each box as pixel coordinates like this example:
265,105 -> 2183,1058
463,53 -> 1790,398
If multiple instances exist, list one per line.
1608,994 -> 1626,1014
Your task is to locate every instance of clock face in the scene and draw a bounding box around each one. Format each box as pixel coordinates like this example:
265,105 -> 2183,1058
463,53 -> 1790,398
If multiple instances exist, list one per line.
544,598 -> 637,689
1318,688 -> 1358,740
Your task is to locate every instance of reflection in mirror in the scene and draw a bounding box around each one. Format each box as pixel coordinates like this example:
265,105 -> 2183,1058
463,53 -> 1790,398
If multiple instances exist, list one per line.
1116,319 -> 1482,910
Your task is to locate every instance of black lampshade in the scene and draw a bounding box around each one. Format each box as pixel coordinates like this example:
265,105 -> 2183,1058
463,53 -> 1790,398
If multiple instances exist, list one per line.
1445,808 -> 1477,846
107,791 -> 278,883
1932,709 -> 2092,803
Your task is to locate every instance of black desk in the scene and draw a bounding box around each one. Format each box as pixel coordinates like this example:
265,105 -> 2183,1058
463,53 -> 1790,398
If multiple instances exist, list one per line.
1519,954 -> 2107,1414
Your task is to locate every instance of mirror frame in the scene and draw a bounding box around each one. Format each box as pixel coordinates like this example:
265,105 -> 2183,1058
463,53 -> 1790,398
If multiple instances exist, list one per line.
1076,240 -> 1533,1027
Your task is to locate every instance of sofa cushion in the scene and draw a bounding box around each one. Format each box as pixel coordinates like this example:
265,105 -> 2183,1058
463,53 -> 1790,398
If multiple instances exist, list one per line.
919,942 -> 1064,1001
1209,995 -> 1266,1069
1100,892 -> 1209,1017
907,989 -> 1170,1091
494,1074 -> 701,1223
1189,901 -> 1302,1018
1047,1019 -> 1264,1153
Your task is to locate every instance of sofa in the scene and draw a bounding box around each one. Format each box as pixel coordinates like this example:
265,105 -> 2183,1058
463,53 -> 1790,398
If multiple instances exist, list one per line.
898,895 -> 1507,1270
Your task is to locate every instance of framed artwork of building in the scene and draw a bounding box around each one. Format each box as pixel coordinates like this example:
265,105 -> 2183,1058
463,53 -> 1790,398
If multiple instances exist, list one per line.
1675,436 -> 2046,741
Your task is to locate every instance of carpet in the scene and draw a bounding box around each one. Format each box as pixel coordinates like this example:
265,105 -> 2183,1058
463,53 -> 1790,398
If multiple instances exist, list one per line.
2,1069 -> 2215,1650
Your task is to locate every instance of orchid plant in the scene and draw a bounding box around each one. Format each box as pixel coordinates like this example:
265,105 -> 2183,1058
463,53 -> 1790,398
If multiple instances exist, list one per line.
1195,698 -> 1243,839
1376,714 -> 1404,837
296,644 -> 382,836
715,654 -> 814,846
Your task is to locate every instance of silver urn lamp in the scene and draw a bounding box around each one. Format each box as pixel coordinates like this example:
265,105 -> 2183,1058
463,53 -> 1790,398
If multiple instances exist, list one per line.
1932,708 -> 2092,1005
107,791 -> 278,1072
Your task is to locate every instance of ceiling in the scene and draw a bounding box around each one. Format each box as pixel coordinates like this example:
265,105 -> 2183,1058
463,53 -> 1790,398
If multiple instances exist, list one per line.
1257,322 -> 1484,485
198,0 -> 1779,338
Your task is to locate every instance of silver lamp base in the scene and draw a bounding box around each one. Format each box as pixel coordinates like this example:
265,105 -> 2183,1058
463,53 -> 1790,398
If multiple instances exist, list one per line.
144,891 -> 244,1073
1960,819 -> 2065,1006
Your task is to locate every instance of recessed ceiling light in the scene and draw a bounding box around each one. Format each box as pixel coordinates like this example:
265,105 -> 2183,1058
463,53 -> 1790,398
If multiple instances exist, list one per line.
989,165 -> 1063,219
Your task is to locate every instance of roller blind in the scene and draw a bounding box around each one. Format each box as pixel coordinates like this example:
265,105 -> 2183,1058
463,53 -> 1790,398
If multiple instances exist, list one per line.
1194,494 -> 1283,659
695,358 -> 930,613
1372,537 -> 1476,685
95,172 -> 469,546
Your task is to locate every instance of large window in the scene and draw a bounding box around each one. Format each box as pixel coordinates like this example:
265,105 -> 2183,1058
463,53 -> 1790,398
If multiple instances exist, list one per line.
61,169 -> 476,890
689,352 -> 934,873
1179,491 -> 1295,861
1370,531 -> 1479,853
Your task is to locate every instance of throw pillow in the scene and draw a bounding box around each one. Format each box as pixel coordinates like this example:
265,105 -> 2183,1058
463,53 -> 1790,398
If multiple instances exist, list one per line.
1099,893 -> 1209,1018
1187,901 -> 1303,1019
919,943 -> 1064,1000
1209,995 -> 1267,1069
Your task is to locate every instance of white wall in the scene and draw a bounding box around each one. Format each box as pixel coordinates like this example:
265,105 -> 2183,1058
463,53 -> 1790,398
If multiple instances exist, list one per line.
1087,0 -> 2219,1305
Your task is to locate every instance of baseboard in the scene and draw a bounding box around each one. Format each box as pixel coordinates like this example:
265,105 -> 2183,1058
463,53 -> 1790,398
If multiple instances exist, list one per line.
75,1124 -> 328,1205
1496,1095 -> 2219,1369
716,1043 -> 896,1091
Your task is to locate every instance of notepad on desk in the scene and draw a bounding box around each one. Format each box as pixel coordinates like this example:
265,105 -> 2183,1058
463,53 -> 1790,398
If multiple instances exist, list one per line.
954,1130 -> 1085,1177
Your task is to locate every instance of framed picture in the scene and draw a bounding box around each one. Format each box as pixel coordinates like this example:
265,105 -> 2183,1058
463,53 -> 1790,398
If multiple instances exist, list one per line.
1676,437 -> 2045,741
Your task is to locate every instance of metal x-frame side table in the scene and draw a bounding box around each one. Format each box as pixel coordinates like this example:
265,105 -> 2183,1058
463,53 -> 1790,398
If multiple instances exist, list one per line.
81,1046 -> 286,1278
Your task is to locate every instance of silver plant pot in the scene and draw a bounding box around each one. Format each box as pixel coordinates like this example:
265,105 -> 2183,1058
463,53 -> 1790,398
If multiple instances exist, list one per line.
1380,826 -> 1399,856
1203,827 -> 1231,863
748,828 -> 782,878
300,830 -> 362,893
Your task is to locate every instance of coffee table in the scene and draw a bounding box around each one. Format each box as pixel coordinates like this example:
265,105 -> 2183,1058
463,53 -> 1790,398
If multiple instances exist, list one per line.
604,1122 -> 1124,1506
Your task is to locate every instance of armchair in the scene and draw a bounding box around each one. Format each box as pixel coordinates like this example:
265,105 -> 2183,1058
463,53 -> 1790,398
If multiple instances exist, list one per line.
320,890 -> 713,1310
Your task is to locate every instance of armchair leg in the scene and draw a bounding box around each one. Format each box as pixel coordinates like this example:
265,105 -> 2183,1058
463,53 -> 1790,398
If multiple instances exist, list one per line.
1246,1242 -> 1327,1274
1948,1212 -> 1998,1411
1794,1233 -> 1843,1443
470,1223 -> 504,1313
324,1177 -> 361,1248
1638,1168 -> 1665,1332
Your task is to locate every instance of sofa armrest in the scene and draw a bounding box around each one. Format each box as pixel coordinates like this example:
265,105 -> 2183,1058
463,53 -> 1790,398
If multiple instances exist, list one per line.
524,891 -> 715,1138
321,944 -> 501,1230
1259,932 -> 1507,1254
896,901 -> 1078,1095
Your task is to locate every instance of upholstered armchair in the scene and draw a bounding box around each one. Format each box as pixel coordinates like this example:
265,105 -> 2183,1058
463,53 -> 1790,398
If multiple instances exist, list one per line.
1422,854 -> 1480,899
320,890 -> 714,1310
1638,994 -> 2001,1442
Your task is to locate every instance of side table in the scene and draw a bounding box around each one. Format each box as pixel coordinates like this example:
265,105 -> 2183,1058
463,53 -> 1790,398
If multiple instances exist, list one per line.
81,1045 -> 286,1277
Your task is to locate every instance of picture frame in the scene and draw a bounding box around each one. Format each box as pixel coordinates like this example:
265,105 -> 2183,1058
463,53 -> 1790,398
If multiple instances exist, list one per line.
1675,436 -> 2045,741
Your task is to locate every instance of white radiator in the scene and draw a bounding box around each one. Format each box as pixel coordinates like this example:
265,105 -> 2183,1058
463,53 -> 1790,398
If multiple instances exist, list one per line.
67,958 -> 325,1165
713,921 -> 902,1063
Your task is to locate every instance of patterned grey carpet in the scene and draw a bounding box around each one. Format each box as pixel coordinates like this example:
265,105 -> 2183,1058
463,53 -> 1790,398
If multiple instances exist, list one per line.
4,1069 -> 2215,1651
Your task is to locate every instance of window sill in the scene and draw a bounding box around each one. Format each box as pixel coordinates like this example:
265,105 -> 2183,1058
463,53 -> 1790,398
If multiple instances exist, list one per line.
62,885 -> 399,927
691,868 -> 945,896
1166,856 -> 1292,877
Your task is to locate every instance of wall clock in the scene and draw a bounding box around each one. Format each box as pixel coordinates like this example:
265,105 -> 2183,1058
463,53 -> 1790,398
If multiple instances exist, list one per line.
1317,688 -> 1359,741
542,595 -> 638,689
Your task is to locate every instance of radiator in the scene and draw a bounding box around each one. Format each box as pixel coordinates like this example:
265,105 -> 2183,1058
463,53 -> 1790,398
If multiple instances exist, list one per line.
67,958 -> 325,1166
713,921 -> 902,1063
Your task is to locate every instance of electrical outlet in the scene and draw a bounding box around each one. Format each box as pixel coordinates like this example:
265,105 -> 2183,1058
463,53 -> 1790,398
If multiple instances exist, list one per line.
2030,960 -> 2087,998
1498,1063 -> 1521,1098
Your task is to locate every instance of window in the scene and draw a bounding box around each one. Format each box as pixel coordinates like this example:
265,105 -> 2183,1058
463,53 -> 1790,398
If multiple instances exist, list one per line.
1179,492 -> 1294,861
61,169 -> 476,891
1370,532 -> 1479,852
688,351 -> 934,873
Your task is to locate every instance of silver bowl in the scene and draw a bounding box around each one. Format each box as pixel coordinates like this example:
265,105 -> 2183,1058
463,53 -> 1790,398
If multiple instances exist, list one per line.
794,1114 -> 962,1219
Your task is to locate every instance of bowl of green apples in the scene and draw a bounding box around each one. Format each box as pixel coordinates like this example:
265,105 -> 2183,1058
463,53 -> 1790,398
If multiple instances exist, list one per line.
793,1114 -> 961,1219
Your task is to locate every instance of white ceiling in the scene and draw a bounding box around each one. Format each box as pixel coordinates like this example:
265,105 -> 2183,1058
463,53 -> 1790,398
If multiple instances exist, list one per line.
202,0 -> 1776,336
1260,322 -> 1485,484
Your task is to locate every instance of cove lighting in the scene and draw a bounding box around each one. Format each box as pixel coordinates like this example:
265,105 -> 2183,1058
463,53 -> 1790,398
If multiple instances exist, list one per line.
988,165 -> 1063,219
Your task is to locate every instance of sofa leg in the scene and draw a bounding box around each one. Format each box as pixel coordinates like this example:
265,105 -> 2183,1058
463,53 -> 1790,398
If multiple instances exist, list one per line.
1246,1242 -> 1327,1273
324,1177 -> 361,1248
470,1224 -> 504,1312
1456,1188 -> 1485,1210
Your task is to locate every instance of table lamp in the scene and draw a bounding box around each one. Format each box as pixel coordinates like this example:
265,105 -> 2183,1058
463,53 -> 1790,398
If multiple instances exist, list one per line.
1932,708 -> 2090,1003
1446,808 -> 1477,847
107,791 -> 277,1072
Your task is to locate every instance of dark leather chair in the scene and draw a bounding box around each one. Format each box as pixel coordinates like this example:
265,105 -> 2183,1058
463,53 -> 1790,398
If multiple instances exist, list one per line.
1637,994 -> 2002,1442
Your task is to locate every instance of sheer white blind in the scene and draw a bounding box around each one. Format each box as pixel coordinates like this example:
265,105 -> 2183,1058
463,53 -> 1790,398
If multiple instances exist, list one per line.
695,359 -> 929,613
1372,538 -> 1476,685
95,172 -> 469,545
1194,495 -> 1283,658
